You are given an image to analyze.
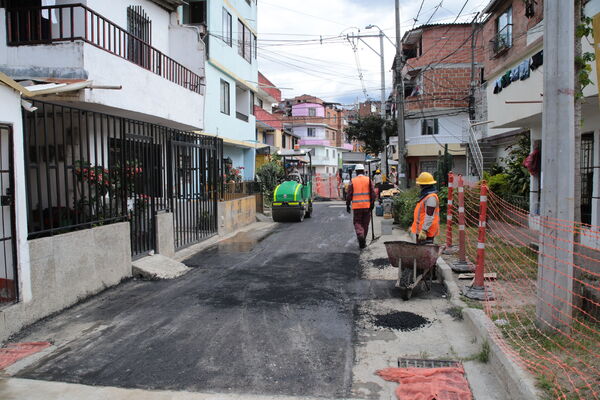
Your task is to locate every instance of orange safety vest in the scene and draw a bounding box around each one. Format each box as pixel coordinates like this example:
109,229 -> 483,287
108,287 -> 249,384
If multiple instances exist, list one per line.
411,193 -> 440,237
351,175 -> 371,210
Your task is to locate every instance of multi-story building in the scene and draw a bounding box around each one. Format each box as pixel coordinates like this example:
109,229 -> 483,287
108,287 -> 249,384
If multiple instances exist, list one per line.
0,0 -> 229,341
400,22 -> 482,183
280,95 -> 351,175
254,72 -> 299,168
478,0 -> 599,227
185,0 -> 259,179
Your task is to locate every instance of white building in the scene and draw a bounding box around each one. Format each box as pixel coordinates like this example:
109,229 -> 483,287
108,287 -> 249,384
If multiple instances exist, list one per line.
179,0 -> 259,180
0,0 -> 225,341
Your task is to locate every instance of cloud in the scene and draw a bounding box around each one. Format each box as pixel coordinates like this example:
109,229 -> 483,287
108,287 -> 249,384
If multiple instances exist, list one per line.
257,0 -> 490,105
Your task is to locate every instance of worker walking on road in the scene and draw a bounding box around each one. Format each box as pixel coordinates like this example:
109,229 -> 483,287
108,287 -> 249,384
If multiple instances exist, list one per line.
411,172 -> 440,244
346,164 -> 376,249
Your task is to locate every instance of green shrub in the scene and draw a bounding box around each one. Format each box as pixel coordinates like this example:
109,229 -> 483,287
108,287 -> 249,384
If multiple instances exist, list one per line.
256,159 -> 284,206
486,173 -> 509,194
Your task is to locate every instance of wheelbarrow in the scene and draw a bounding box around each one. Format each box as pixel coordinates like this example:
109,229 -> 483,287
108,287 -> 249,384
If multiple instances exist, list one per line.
384,241 -> 443,300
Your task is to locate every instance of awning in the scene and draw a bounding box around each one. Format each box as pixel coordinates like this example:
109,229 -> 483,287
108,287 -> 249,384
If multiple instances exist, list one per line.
194,131 -> 269,150
0,72 -> 93,97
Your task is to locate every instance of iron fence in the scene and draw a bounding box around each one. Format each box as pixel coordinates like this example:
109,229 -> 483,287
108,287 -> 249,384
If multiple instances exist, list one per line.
221,181 -> 259,201
5,4 -> 204,93
22,100 -> 222,256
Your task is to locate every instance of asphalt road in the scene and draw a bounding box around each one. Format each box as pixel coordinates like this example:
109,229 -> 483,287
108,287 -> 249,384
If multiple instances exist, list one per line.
14,203 -> 396,398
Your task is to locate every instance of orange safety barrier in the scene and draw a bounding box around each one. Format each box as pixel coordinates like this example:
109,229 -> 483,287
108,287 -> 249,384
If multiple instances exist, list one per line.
444,177 -> 600,399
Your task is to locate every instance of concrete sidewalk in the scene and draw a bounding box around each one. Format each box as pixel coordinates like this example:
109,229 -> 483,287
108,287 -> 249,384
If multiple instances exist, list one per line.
351,215 -> 511,400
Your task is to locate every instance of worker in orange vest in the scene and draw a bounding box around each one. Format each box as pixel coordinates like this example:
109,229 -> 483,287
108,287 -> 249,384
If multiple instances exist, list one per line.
346,164 -> 376,249
411,172 -> 440,244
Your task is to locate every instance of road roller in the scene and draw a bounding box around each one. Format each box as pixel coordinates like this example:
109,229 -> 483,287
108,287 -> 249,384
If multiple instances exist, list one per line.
272,149 -> 314,222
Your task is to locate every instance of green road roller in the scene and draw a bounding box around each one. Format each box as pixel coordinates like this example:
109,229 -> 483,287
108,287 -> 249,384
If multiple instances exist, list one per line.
272,149 -> 314,222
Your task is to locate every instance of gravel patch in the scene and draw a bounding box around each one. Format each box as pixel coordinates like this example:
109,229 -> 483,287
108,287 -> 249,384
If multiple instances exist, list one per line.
372,311 -> 431,332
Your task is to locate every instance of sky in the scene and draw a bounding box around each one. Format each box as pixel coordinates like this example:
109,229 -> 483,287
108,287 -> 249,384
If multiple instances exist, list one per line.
257,0 -> 491,106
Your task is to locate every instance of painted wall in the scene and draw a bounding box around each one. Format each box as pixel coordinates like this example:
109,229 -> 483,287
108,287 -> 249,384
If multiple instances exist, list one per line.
0,222 -> 132,343
292,125 -> 327,139
405,113 -> 467,143
293,103 -> 325,117
217,195 -> 256,236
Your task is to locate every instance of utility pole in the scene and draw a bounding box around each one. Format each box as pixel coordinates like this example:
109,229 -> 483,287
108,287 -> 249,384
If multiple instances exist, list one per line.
395,0 -> 407,188
468,13 -> 480,122
537,0 -> 575,331
378,29 -> 388,179
347,27 -> 388,177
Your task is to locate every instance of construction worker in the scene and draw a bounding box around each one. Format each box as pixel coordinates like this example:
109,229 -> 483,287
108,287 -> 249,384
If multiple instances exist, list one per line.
411,172 -> 440,244
373,169 -> 383,200
346,164 -> 376,249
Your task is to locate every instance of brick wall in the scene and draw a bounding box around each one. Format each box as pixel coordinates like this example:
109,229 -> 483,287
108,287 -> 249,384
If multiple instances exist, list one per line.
404,24 -> 480,69
482,0 -> 544,81
402,23 -> 483,112
258,72 -> 281,102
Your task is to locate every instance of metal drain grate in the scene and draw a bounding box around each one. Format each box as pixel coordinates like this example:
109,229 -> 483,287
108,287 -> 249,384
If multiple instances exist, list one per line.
398,358 -> 461,368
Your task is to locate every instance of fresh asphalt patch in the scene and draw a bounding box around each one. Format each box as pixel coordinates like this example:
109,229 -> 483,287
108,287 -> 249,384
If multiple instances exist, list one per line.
371,311 -> 431,332
11,203 -> 394,399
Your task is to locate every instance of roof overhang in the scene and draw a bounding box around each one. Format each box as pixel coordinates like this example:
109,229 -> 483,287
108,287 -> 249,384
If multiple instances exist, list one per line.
482,0 -> 505,14
0,72 -> 93,97
403,29 -> 423,45
151,0 -> 187,11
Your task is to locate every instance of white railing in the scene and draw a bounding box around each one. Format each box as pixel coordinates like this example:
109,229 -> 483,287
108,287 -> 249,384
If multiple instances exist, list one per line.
465,124 -> 484,179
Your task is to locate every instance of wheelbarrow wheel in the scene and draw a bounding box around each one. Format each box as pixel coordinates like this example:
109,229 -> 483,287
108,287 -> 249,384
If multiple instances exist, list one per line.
400,287 -> 413,300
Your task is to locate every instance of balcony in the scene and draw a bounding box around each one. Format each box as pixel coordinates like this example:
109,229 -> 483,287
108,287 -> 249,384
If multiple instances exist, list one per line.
5,4 -> 203,94
236,112 -> 249,122
490,24 -> 513,57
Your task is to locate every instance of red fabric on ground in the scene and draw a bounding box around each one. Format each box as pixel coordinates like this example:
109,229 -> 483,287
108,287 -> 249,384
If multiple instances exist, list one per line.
377,366 -> 473,400
0,342 -> 51,369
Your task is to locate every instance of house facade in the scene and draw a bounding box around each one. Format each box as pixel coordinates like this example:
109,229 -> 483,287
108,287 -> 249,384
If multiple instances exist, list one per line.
254,72 -> 298,168
479,0 -> 600,227
0,0 -> 233,341
280,95 -> 350,176
400,23 -> 481,183
191,0 -> 259,180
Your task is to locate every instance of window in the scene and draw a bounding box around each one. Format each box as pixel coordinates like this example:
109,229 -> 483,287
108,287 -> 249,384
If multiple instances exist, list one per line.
326,149 -> 329,158
238,20 -> 244,57
495,7 -> 513,52
420,161 -> 438,175
307,128 -> 316,137
282,135 -> 286,149
220,80 -> 230,115
258,98 -> 263,108
421,119 -> 438,135
250,92 -> 255,115
308,107 -> 316,117
581,133 -> 594,224
237,19 -> 252,62
222,8 -> 232,46
184,0 -> 206,25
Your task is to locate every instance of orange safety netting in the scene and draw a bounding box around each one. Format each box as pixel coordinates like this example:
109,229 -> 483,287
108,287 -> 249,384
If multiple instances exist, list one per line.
377,366 -> 472,400
444,176 -> 600,399
313,173 -> 342,200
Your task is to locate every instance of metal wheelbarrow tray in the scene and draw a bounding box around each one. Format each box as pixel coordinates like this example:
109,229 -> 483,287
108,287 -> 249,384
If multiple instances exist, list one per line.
384,240 -> 443,300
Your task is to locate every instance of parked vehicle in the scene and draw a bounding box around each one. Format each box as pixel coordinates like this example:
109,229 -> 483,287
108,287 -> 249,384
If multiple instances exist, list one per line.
272,149 -> 314,222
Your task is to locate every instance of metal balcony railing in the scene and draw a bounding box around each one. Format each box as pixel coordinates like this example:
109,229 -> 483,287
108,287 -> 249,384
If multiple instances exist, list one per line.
5,4 -> 204,94
490,24 -> 513,56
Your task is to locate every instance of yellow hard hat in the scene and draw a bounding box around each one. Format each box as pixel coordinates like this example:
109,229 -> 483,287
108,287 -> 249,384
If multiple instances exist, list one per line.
375,169 -> 381,173
416,172 -> 436,185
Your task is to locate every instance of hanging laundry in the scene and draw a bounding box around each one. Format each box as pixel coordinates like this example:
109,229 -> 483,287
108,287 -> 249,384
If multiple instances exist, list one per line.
501,70 -> 512,88
493,78 -> 502,94
519,59 -> 531,80
530,50 -> 543,70
510,66 -> 520,82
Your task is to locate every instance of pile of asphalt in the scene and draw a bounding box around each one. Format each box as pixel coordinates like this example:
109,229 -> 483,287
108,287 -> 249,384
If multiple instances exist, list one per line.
372,311 -> 430,331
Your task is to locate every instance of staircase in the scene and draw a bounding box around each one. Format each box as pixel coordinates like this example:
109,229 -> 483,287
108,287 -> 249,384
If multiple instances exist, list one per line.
464,124 -> 497,179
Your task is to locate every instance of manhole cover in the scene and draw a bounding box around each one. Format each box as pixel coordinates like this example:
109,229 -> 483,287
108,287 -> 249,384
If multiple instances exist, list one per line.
397,358 -> 461,368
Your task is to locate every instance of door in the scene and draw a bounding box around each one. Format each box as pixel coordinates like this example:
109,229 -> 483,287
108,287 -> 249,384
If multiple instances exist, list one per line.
0,125 -> 18,303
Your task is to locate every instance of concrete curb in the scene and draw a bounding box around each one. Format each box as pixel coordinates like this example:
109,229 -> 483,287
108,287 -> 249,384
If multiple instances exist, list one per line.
437,257 -> 541,400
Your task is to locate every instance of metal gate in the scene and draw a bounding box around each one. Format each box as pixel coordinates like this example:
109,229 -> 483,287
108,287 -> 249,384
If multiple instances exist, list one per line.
0,125 -> 18,304
170,136 -> 220,249
21,100 -> 222,259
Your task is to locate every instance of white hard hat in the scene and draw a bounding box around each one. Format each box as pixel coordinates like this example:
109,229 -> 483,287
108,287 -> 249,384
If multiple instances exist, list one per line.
354,164 -> 365,171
